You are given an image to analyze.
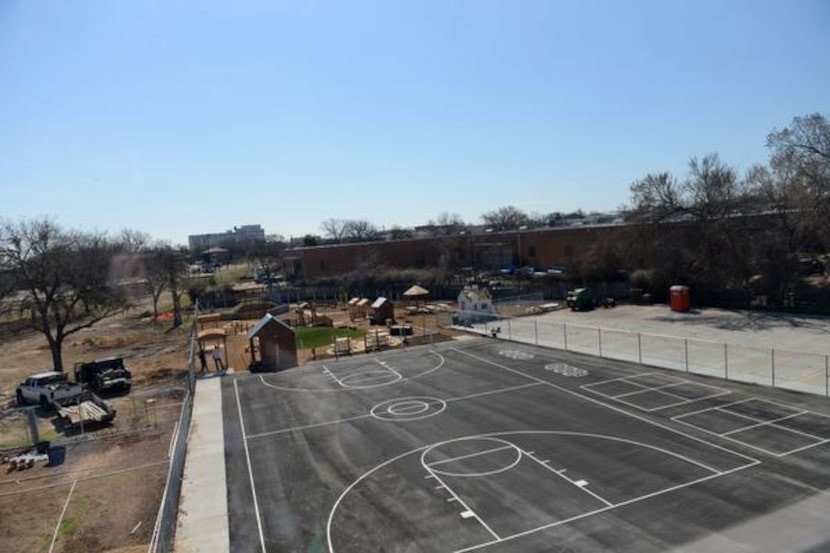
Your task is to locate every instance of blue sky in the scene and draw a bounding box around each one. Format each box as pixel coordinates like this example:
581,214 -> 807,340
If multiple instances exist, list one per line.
2,0 -> 829,245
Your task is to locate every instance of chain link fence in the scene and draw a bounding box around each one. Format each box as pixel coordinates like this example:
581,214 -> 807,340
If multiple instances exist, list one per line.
446,310 -> 830,397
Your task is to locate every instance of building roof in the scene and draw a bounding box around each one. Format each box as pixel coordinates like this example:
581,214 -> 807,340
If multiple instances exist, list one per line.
371,297 -> 390,309
459,287 -> 491,301
197,328 -> 227,342
356,298 -> 371,307
246,313 -> 294,339
347,297 -> 361,306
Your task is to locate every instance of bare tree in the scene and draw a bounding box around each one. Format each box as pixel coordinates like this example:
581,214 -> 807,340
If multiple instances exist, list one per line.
156,245 -> 188,327
119,228 -> 150,252
343,219 -> 379,242
767,113 -> 830,236
0,219 -> 126,372
321,218 -> 349,243
628,172 -> 682,222
624,154 -> 760,303
481,206 -> 529,231
429,212 -> 465,235
143,242 -> 170,320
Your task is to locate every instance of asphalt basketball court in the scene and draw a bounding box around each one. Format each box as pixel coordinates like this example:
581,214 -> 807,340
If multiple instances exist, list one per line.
222,338 -> 830,552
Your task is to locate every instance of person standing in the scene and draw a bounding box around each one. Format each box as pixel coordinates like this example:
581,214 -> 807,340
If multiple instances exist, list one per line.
198,348 -> 208,374
213,345 -> 226,373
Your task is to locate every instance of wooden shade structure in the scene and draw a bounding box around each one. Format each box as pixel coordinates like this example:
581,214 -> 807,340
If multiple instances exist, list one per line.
403,284 -> 429,309
196,328 -> 228,368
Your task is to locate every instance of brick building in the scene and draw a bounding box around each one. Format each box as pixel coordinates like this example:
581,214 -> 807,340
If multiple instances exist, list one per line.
284,224 -> 626,279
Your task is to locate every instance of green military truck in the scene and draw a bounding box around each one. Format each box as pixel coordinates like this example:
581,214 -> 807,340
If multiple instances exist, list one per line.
73,356 -> 132,393
566,288 -> 593,312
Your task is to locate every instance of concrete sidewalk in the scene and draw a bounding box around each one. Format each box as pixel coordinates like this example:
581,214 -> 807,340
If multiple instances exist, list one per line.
174,374 -> 228,553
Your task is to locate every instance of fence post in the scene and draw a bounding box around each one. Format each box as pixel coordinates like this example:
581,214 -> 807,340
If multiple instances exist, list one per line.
826,355 -> 828,397
563,324 -> 568,351
637,333 -> 642,364
598,328 -> 603,358
534,320 -> 538,346
724,343 -> 729,380
507,319 -> 512,341
771,348 -> 775,388
684,338 -> 689,373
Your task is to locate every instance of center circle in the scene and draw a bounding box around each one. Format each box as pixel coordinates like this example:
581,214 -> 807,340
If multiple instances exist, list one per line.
370,397 -> 447,421
388,400 -> 430,416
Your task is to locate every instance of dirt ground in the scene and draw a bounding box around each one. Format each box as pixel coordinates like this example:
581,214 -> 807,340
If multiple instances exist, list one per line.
0,301 -> 189,553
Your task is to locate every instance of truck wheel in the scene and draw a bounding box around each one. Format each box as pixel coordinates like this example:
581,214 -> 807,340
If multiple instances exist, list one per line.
16,390 -> 25,406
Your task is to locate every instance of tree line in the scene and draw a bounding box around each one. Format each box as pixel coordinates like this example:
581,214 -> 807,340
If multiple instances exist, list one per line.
622,113 -> 829,308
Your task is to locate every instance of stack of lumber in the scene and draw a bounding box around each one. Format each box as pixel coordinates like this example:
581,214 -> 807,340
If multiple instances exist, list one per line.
58,400 -> 109,424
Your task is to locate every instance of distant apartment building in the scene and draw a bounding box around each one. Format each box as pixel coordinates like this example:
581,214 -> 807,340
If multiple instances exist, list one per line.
188,225 -> 265,252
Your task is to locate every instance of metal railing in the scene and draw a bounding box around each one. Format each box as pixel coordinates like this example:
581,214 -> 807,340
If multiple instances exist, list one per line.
446,311 -> 830,397
148,304 -> 198,552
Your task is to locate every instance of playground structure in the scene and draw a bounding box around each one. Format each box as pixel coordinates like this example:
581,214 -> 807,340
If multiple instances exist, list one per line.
295,301 -> 333,327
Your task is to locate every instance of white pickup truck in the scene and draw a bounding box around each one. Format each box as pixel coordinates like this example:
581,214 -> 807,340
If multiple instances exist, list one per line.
16,371 -> 83,407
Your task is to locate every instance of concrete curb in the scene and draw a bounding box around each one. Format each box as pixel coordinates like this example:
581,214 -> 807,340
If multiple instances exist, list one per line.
173,375 -> 228,552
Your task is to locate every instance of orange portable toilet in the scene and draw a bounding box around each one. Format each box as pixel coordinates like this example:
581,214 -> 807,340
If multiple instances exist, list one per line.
669,285 -> 691,312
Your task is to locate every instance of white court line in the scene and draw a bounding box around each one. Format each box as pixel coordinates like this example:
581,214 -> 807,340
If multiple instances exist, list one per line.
671,416 -> 824,458
522,449 -> 613,507
248,382 -> 540,439
423,466 -> 501,541
445,382 -> 541,404
720,411 -> 808,436
584,373 -> 733,411
776,438 -> 830,456
673,397 -> 756,420
450,348 -> 760,466
613,382 -> 688,398
617,390 -> 732,413
451,461 -> 758,553
340,372 -> 401,386
48,479 -> 77,553
259,350 -> 445,393
613,379 -> 724,399
654,390 -> 732,409
326,357 -> 406,386
674,396 -> 823,436
734,416 -> 825,442
234,379 -> 267,553
582,373 -> 655,389
716,396 -> 830,422
246,413 -> 372,439
425,445 -> 515,468
327,362 -> 404,388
